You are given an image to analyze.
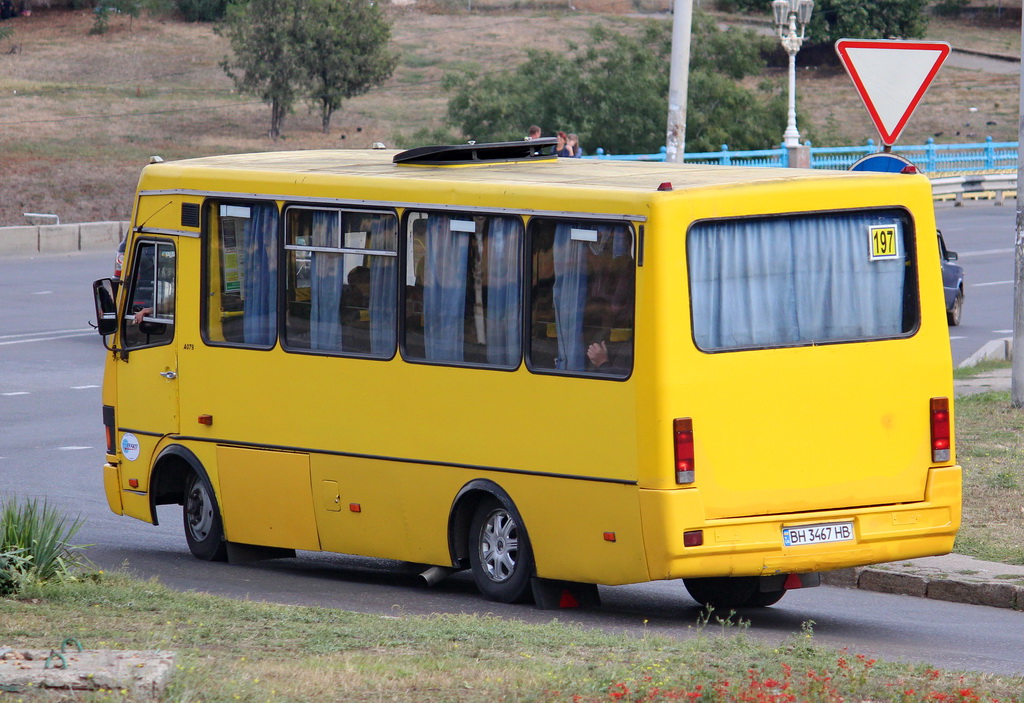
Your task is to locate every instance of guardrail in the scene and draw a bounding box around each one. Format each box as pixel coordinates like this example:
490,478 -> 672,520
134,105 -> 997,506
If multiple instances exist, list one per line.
931,173 -> 1018,206
586,137 -> 1019,176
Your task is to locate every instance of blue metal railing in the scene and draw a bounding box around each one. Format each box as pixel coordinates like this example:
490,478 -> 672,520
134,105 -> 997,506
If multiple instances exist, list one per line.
584,137 -> 1018,175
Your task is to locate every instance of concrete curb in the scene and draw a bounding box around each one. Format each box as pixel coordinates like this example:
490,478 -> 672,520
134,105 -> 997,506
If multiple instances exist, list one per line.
957,337 -> 1013,369
0,221 -> 128,255
823,555 -> 1024,610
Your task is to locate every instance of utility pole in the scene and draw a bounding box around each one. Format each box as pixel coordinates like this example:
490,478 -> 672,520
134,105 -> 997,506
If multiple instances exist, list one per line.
664,0 -> 692,164
1012,10 -> 1024,407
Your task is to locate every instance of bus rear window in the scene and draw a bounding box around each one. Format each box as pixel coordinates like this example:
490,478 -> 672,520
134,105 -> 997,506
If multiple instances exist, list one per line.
687,209 -> 918,352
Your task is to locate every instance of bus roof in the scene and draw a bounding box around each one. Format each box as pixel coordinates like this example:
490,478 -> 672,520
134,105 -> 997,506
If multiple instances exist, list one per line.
146,148 -> 914,196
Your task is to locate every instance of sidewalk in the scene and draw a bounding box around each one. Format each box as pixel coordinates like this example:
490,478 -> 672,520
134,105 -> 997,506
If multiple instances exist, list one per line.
822,367 -> 1023,610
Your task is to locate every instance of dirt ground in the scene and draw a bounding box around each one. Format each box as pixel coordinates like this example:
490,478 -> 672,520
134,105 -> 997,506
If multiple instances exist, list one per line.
0,6 -> 1018,226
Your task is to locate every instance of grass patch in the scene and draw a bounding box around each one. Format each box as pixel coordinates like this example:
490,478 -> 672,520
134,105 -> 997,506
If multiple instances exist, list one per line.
954,391 -> 1024,565
953,359 -> 1012,380
2,573 -> 1024,701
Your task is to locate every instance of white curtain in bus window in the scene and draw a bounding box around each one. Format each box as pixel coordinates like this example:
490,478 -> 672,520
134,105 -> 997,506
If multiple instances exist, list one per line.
687,211 -> 915,351
403,213 -> 522,367
124,241 -> 175,349
528,219 -> 635,376
285,208 -> 397,356
205,202 -> 279,347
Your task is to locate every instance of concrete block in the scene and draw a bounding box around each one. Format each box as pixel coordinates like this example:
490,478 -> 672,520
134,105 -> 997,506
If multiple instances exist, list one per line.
38,224 -> 80,253
927,578 -> 1018,609
821,567 -> 862,589
858,568 -> 928,597
0,648 -> 175,697
80,221 -> 122,250
0,226 -> 38,255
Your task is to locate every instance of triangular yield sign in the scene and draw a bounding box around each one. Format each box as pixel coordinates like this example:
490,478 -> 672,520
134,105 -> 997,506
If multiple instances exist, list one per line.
835,39 -> 950,146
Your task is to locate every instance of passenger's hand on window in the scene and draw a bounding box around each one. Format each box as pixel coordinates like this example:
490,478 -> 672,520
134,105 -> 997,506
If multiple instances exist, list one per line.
133,307 -> 152,324
587,340 -> 609,368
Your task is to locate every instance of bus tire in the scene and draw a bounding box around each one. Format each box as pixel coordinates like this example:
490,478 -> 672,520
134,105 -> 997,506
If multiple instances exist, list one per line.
683,576 -> 784,609
468,497 -> 534,604
183,470 -> 227,562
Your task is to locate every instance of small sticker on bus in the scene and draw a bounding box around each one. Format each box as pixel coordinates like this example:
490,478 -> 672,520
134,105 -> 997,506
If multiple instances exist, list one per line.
868,224 -> 899,260
571,228 -> 598,242
120,433 -> 141,462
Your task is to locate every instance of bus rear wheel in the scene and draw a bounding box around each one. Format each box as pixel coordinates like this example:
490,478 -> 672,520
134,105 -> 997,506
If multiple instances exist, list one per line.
468,498 -> 534,604
683,576 -> 785,609
183,471 -> 227,562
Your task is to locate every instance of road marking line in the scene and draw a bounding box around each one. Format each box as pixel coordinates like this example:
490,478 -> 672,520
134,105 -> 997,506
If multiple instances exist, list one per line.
0,329 -> 91,340
31,291 -> 54,295
0,331 -> 95,346
949,336 -> 966,340
956,248 -> 1014,258
72,385 -> 100,389
994,329 -> 1013,334
970,280 -> 1013,288
57,446 -> 93,451
1,392 -> 29,396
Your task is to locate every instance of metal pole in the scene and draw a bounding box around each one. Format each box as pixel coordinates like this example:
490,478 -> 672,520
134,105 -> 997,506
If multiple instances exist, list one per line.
664,0 -> 692,164
1011,6 -> 1024,407
783,42 -> 799,148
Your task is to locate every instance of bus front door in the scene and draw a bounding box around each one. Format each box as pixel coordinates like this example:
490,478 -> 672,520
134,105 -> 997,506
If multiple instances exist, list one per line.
116,240 -> 180,485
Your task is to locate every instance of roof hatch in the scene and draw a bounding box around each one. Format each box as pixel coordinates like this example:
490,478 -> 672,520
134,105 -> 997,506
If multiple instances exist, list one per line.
393,138 -> 558,166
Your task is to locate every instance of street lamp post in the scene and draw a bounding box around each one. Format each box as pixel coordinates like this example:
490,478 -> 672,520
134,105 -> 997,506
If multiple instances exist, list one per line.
772,0 -> 813,151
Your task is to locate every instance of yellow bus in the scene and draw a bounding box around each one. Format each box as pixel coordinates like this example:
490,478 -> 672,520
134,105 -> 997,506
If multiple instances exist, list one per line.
92,139 -> 960,610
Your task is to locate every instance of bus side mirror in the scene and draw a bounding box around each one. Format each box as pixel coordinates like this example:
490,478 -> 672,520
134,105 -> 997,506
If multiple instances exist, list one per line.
93,278 -> 119,336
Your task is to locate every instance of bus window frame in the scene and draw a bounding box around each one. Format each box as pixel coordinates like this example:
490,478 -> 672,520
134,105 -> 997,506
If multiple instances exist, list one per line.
523,215 -> 638,382
199,198 -> 282,352
279,203 -> 400,361
398,209 -> 526,373
121,236 -> 177,351
684,206 -> 921,355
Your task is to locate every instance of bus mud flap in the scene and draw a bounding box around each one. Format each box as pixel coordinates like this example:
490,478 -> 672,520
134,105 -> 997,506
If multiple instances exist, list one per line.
530,578 -> 601,610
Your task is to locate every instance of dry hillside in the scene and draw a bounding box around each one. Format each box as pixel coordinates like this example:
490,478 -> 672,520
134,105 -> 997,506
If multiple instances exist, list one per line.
0,5 -> 1018,225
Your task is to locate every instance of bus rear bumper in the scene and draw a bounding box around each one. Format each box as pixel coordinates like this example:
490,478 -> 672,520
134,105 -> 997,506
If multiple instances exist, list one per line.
640,465 -> 962,581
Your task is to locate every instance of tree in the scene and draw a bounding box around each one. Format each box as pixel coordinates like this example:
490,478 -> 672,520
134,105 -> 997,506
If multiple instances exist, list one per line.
443,15 -> 786,154
295,0 -> 397,134
716,0 -> 928,48
219,0 -> 307,139
809,0 -> 929,46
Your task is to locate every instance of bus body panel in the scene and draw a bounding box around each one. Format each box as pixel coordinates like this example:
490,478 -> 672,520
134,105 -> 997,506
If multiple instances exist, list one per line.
310,457 -> 650,585
217,446 -> 320,551
98,151 -> 961,596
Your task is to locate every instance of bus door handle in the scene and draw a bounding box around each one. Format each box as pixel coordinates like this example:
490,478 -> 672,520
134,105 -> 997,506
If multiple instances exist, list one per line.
159,370 -> 178,380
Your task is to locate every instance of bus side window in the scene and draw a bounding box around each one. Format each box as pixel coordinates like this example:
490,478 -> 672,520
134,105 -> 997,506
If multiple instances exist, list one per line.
123,241 -> 175,350
402,212 -> 523,368
282,207 -> 398,357
527,219 -> 635,377
203,201 -> 279,348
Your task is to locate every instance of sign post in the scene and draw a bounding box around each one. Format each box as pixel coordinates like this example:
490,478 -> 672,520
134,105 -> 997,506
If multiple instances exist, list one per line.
834,39 -> 951,148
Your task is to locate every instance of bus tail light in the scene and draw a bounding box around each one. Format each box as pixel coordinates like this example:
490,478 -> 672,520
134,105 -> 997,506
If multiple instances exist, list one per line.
674,417 -> 695,484
102,404 -> 116,455
930,397 -> 950,462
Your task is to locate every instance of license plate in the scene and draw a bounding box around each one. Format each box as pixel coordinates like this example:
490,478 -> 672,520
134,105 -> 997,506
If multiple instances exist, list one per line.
782,521 -> 854,547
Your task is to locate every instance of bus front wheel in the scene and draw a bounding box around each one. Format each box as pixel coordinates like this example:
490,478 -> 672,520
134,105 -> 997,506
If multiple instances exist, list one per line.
468,498 -> 534,604
683,576 -> 785,609
183,471 -> 227,562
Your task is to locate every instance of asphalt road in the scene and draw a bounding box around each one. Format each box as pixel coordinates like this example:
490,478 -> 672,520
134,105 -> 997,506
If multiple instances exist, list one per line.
935,200 -> 1016,364
1,211 -> 1022,677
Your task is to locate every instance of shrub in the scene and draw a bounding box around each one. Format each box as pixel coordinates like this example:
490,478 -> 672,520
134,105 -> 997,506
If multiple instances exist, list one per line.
0,496 -> 86,596
176,0 -> 227,22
